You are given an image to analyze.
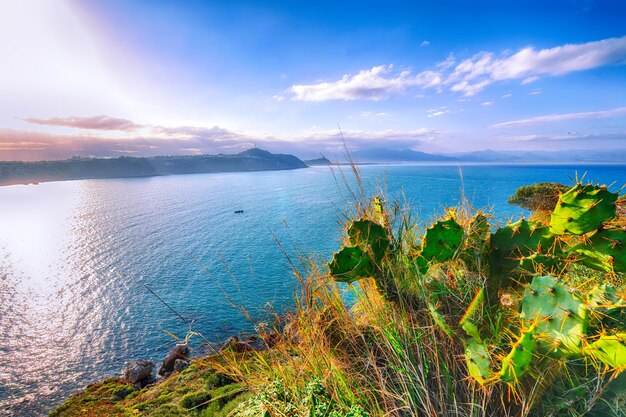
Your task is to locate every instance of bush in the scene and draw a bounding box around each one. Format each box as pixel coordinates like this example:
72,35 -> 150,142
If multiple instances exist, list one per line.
508,182 -> 569,211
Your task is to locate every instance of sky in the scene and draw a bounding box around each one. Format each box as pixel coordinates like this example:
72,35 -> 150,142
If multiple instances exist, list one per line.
1,0 -> 625,160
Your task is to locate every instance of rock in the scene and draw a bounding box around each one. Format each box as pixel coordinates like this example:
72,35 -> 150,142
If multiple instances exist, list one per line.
221,336 -> 255,353
124,361 -> 154,385
173,359 -> 191,373
158,344 -> 190,376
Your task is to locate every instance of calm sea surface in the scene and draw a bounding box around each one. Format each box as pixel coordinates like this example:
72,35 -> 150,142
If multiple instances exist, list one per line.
0,164 -> 624,416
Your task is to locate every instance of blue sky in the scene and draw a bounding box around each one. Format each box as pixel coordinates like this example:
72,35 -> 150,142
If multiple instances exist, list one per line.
1,0 -> 625,160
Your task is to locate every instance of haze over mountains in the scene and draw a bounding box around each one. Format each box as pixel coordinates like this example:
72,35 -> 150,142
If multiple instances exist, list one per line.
349,148 -> 626,164
2,146 -> 625,186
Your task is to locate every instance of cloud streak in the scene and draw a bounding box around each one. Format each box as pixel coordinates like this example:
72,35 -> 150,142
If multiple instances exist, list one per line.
25,115 -> 144,131
288,36 -> 626,100
0,119 -> 439,161
289,65 -> 441,101
491,107 -> 626,129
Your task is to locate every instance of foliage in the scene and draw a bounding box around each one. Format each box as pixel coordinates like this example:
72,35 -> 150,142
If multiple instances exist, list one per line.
508,182 -> 569,211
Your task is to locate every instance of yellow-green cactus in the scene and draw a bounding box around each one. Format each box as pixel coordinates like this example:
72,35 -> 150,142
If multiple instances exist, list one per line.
520,276 -> 589,358
550,183 -> 618,235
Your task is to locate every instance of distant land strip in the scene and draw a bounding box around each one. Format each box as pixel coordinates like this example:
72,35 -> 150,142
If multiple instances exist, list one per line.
0,148 -> 307,186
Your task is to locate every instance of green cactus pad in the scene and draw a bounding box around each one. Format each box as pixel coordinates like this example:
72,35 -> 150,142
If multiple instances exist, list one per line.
583,333 -> 626,368
465,339 -> 492,385
421,219 -> 463,262
550,183 -> 618,235
500,324 -> 536,383
490,219 -> 556,279
518,253 -> 564,275
347,219 -> 390,263
410,253 -> 429,275
328,246 -> 375,283
462,213 -> 490,269
588,284 -> 626,331
520,276 -> 589,357
466,214 -> 489,250
570,228 -> 626,273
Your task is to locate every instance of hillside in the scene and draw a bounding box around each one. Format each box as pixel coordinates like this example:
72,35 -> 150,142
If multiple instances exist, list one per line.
0,148 -> 307,186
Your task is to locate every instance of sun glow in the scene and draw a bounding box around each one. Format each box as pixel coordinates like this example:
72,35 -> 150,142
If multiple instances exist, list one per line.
0,0 -> 131,127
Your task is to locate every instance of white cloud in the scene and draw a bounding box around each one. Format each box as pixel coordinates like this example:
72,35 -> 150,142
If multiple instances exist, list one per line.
421,40 -> 431,47
501,93 -> 513,99
426,106 -> 450,118
491,106 -> 626,129
446,35 -> 626,95
521,76 -> 540,85
289,65 -> 443,101
481,101 -> 493,106
286,36 -> 626,100
529,89 -> 543,95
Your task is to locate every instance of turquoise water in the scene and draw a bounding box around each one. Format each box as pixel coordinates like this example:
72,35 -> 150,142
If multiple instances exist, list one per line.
0,164 -> 624,416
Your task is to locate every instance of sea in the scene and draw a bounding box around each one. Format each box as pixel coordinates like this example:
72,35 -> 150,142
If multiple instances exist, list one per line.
0,164 -> 624,416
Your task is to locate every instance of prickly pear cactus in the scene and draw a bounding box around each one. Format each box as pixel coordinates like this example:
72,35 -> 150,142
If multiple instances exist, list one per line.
372,196 -> 388,228
462,213 -> 490,270
570,228 -> 626,274
347,219 -> 389,263
409,253 -> 429,275
518,253 -> 564,276
490,219 -> 556,279
421,219 -> 463,263
587,284 -> 626,332
500,324 -> 536,383
520,276 -> 589,357
328,246 -> 375,283
465,339 -> 491,385
583,333 -> 626,368
550,183 -> 618,235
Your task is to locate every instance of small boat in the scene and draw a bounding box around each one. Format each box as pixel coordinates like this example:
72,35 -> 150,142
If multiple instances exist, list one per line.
234,210 -> 244,214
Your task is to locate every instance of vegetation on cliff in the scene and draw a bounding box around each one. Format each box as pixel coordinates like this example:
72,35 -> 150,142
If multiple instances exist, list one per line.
51,177 -> 625,417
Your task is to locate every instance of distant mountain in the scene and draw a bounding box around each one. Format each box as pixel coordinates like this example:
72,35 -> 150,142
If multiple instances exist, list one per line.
451,149 -> 626,163
304,156 -> 332,166
351,148 -> 457,163
343,147 -> 626,164
0,148 -> 307,186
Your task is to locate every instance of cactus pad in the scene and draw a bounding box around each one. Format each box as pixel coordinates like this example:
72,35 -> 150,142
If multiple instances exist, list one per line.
490,219 -> 556,279
347,219 -> 389,263
462,213 -> 490,269
421,219 -> 463,262
465,339 -> 492,385
550,183 -> 618,235
587,284 -> 626,331
583,333 -> 626,368
520,276 -> 589,357
570,229 -> 626,273
328,246 -> 375,283
500,324 -> 536,383
409,253 -> 429,275
518,253 -> 564,275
